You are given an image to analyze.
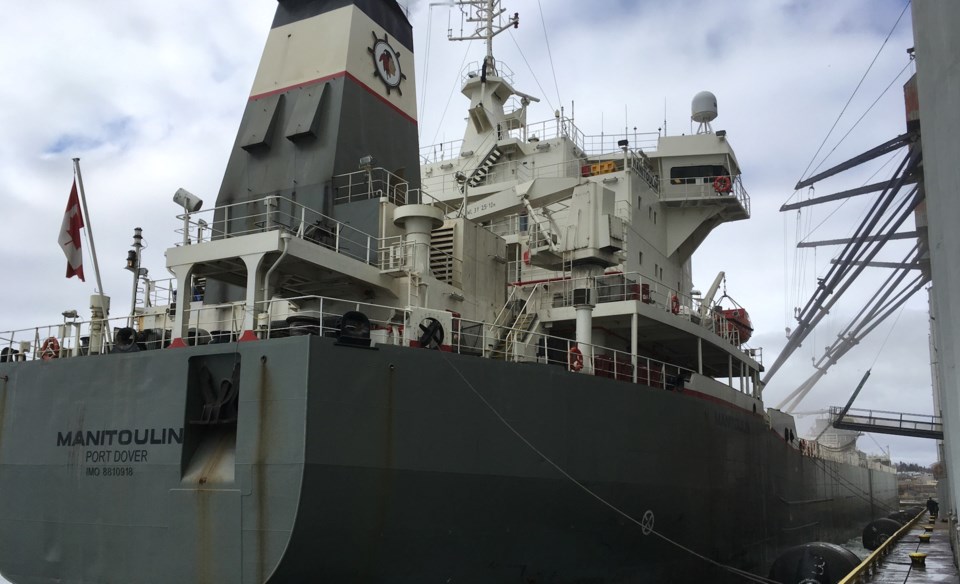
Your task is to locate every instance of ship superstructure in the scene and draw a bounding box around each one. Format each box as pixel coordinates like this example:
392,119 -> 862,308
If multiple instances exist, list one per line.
0,1 -> 897,582
418,2 -> 758,405
151,0 -> 762,407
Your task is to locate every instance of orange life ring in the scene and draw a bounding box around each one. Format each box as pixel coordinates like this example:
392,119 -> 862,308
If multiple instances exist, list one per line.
568,346 -> 584,372
713,175 -> 732,193
671,295 -> 680,315
40,336 -> 60,361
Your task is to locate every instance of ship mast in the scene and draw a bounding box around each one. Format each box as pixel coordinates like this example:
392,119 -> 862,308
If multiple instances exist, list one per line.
447,0 -> 518,70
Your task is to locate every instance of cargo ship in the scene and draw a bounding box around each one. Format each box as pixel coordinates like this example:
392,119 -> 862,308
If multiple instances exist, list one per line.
0,0 -> 897,582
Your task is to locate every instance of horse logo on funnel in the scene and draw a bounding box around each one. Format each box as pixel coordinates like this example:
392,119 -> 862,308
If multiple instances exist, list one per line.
369,32 -> 406,95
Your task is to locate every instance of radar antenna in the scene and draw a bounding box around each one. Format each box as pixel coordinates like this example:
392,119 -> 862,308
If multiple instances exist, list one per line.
448,0 -> 519,74
691,91 -> 718,134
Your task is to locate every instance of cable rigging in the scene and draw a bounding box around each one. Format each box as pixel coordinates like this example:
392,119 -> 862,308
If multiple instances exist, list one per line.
507,31 -> 556,113
792,0 -> 912,192
429,40 -> 475,147
808,58 -> 915,181
769,137 -> 925,406
535,0 -> 562,109
772,16 -> 924,405
417,4 -> 436,134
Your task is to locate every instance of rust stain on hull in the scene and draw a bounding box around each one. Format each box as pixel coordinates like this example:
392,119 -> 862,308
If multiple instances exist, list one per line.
256,354 -> 270,583
197,489 -> 212,584
378,364 -> 396,525
0,375 -> 8,466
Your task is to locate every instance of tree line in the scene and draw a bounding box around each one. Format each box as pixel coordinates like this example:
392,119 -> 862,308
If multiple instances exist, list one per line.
895,461 -> 932,473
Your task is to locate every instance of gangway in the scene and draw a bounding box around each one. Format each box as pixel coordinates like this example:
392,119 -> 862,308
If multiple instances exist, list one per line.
827,369 -> 944,439
830,406 -> 944,440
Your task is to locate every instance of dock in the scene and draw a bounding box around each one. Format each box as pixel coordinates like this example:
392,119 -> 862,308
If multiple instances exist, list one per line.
841,513 -> 959,584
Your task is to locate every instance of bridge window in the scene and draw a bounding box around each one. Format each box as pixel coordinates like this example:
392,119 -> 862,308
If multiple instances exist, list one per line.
669,164 -> 730,185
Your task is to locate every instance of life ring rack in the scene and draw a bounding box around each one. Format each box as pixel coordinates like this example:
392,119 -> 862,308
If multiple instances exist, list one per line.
713,175 -> 733,194
40,336 -> 61,361
568,345 -> 584,372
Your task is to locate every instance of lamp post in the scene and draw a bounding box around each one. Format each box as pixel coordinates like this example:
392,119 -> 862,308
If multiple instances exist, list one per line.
125,227 -> 145,327
360,155 -> 375,202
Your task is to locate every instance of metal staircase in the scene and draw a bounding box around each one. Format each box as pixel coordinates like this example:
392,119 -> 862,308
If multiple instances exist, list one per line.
488,284 -> 541,360
467,146 -> 502,188
501,311 -> 538,358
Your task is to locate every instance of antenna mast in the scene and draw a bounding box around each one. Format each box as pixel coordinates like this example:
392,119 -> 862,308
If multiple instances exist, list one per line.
448,0 -> 518,64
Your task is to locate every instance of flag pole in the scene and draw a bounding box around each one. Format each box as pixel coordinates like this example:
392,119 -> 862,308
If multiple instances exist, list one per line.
71,158 -> 106,298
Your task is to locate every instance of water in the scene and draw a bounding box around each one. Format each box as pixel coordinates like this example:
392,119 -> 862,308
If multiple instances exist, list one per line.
844,536 -> 871,560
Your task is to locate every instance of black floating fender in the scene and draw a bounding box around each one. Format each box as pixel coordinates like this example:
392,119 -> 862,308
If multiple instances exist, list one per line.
768,542 -> 861,584
887,510 -> 912,525
863,518 -> 904,551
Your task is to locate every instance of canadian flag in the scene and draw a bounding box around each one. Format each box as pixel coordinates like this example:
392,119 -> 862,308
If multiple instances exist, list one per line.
59,179 -> 85,281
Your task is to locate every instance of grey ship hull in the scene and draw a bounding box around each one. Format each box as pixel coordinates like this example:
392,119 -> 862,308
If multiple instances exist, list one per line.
0,336 -> 897,583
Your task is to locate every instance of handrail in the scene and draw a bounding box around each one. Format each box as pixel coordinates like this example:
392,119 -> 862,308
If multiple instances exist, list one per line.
836,509 -> 925,584
254,293 -> 694,382
491,285 -> 523,329
515,271 -> 758,356
495,283 -> 542,362
462,59 -> 516,85
627,149 -> 660,192
830,405 -> 941,422
176,194 -> 396,268
420,115 -> 660,165
331,166 -> 410,205
2,290 -> 695,389
661,173 -> 750,215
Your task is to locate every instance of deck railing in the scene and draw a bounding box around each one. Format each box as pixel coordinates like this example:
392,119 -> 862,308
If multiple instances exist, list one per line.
175,193 -> 420,270
661,174 -> 750,216
513,271 -> 758,357
0,293 -> 693,393
332,167 -> 411,206
420,114 -> 660,165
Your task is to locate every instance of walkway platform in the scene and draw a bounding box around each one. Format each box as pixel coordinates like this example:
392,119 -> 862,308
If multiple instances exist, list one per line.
855,513 -> 958,584
830,406 -> 944,440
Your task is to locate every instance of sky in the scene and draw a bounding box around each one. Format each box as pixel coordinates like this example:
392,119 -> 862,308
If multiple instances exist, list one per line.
0,1 -> 932,455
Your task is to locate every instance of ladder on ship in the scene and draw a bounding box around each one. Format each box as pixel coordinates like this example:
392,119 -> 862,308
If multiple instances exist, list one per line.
488,284 -> 541,360
501,311 -> 537,358
467,146 -> 502,188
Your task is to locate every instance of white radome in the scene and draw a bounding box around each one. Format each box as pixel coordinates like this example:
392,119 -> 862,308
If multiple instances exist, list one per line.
691,91 -> 718,123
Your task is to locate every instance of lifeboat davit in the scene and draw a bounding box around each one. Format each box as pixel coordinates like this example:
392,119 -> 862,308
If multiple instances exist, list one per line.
720,308 -> 753,344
